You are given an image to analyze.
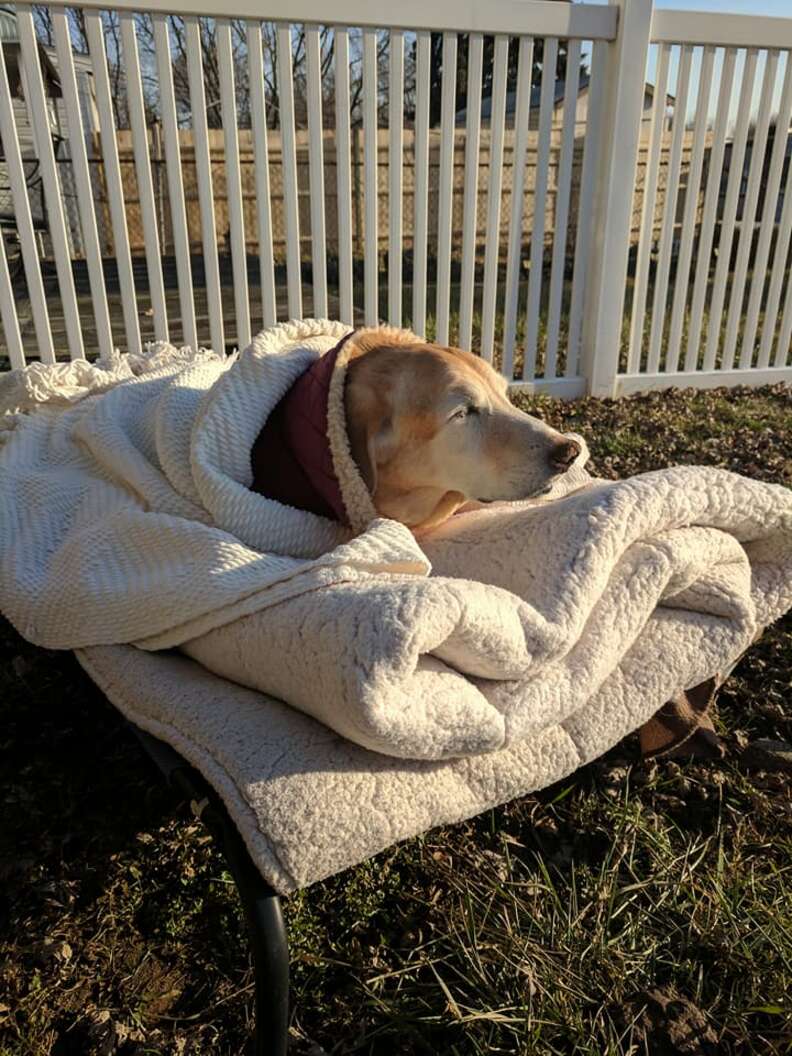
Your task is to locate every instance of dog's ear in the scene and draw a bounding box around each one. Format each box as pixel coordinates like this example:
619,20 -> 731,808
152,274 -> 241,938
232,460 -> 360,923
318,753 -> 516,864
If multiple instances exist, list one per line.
348,413 -> 398,497
345,352 -> 400,497
346,335 -> 411,497
349,418 -> 376,494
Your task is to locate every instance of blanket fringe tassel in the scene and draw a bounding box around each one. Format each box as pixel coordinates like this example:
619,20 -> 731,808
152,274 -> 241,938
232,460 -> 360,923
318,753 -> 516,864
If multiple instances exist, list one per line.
0,343 -> 228,424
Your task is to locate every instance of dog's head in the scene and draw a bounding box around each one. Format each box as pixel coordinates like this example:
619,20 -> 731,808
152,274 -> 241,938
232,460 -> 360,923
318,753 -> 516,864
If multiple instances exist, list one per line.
344,331 -> 583,533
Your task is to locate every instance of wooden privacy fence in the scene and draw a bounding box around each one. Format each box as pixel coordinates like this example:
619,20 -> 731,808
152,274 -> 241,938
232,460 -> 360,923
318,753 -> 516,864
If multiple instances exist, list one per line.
98,128 -> 710,263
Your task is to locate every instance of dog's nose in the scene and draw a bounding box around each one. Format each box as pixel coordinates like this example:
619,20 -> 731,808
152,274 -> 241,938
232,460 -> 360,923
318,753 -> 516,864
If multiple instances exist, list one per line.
549,439 -> 581,472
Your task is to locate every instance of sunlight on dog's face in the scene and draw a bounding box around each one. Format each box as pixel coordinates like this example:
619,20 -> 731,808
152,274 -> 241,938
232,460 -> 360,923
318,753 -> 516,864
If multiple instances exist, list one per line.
345,338 -> 582,534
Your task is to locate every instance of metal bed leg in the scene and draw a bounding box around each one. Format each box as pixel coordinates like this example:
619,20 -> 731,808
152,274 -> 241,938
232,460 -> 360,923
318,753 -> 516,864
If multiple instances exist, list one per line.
130,724 -> 290,1056
184,785 -> 290,1056
247,888 -> 290,1056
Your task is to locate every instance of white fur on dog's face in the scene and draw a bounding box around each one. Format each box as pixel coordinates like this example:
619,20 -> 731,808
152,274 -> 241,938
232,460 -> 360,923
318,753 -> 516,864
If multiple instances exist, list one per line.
345,334 -> 579,533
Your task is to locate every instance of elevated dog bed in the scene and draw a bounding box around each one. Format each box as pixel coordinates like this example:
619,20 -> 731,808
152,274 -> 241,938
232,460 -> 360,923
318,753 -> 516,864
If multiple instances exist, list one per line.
1,319 -> 791,1053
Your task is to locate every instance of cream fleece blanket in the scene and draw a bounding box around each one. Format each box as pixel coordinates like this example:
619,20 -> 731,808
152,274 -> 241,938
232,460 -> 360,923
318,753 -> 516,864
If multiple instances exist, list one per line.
68,637 -> 678,892
1,319 -> 791,766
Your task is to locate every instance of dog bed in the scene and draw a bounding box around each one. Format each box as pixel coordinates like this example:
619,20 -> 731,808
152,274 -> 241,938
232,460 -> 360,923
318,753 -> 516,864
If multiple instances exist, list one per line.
1,319 -> 791,889
71,623 -> 730,894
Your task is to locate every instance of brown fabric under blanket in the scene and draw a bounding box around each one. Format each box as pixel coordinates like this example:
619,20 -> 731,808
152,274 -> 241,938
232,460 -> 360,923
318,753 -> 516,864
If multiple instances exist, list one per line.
639,677 -> 725,760
642,632 -> 765,760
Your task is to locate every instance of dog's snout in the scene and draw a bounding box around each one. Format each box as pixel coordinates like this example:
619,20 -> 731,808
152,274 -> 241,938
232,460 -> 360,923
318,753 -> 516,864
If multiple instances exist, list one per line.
549,439 -> 581,472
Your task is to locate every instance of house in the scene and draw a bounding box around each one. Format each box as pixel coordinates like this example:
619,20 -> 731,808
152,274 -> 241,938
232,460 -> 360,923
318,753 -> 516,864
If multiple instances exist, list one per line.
723,129 -> 792,225
1,7 -> 99,253
455,75 -> 674,132
1,8 -> 99,154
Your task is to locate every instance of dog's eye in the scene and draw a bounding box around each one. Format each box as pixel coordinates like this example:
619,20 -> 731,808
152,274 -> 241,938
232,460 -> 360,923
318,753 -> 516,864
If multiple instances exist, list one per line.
451,405 -> 479,422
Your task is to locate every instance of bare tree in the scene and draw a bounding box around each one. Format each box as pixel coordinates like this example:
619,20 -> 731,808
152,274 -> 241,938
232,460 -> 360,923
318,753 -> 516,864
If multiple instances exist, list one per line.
422,30 -> 588,128
32,5 -> 54,47
33,5 -> 128,126
33,10 -> 587,137
32,5 -> 88,54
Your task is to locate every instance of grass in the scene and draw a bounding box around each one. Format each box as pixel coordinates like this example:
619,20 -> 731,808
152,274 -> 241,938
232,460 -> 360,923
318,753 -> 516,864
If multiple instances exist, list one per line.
401,269 -> 791,381
3,258 -> 790,378
1,384 -> 791,1055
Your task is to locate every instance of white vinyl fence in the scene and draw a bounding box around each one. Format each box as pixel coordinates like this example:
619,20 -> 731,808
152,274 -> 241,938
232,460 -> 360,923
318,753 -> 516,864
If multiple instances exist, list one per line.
0,0 -> 790,397
619,10 -> 792,395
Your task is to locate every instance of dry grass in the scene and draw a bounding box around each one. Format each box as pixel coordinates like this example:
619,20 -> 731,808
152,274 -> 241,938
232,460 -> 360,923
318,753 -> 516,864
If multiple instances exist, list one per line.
1,384 -> 790,1055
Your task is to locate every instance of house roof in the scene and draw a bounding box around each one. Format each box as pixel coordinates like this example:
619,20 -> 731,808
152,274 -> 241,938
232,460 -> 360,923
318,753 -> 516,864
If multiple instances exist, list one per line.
644,81 -> 677,104
456,74 -> 674,125
0,6 -> 17,45
0,7 -> 61,98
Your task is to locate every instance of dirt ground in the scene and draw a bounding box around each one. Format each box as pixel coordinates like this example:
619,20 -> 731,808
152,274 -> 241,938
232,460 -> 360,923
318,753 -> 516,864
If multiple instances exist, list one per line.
1,383 -> 790,1055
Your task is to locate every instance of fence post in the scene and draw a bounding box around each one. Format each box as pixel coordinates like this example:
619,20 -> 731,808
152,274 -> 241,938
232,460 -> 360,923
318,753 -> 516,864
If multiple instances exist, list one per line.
580,0 -> 654,397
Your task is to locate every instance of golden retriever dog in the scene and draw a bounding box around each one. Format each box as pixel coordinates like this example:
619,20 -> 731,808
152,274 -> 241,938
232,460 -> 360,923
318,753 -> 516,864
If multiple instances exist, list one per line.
344,329 -> 581,534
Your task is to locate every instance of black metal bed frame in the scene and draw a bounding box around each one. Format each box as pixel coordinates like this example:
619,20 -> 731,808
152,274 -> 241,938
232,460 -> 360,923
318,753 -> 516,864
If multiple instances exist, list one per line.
129,723 -> 290,1056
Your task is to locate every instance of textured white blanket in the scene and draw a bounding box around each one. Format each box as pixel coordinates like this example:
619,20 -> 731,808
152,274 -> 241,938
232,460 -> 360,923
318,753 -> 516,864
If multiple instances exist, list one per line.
0,321 -> 428,649
1,320 -> 791,766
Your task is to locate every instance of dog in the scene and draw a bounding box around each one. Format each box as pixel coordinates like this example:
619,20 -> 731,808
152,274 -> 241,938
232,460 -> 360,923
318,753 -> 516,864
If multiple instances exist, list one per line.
250,326 -> 582,536
344,329 -> 581,534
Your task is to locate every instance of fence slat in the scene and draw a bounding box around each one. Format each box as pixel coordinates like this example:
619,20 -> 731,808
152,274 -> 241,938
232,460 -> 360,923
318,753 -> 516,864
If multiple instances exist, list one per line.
435,31 -> 458,345
646,44 -> 692,375
0,232 -> 24,368
628,43 -> 670,373
412,30 -> 430,336
276,22 -> 302,320
120,12 -> 168,343
154,15 -> 198,350
625,45 -> 671,373
502,35 -> 534,378
667,45 -> 714,373
16,5 -> 83,360
363,28 -> 379,326
479,34 -> 509,363
704,48 -> 758,371
776,266 -> 792,367
0,27 -> 53,362
306,24 -> 328,320
185,16 -> 224,352
523,36 -> 559,379
52,10 -> 114,360
247,24 -> 277,328
685,47 -> 736,370
759,156 -> 792,367
545,39 -> 582,380
85,11 -> 141,357
726,51 -> 779,370
458,33 -> 483,352
217,19 -> 251,348
567,38 -> 607,378
334,28 -> 354,327
743,55 -> 792,366
388,29 -> 404,327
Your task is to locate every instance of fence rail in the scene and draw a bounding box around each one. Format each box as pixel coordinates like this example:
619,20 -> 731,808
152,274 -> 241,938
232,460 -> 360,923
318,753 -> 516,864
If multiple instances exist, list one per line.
0,0 -> 790,397
36,0 -> 620,39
